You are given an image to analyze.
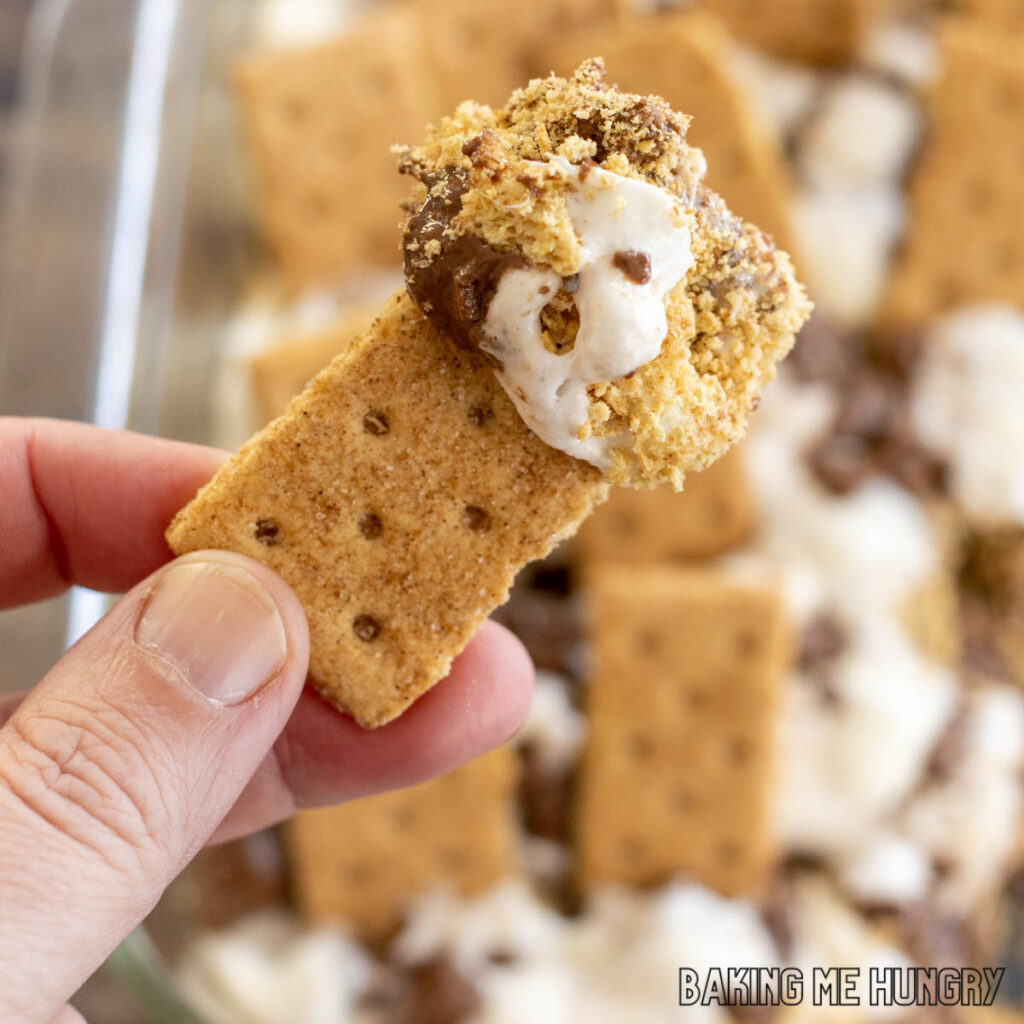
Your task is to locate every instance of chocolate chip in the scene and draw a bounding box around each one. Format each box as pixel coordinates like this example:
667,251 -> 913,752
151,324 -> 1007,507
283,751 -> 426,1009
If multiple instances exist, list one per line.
519,745 -> 573,845
386,956 -> 481,1024
879,440 -> 947,499
252,519 -> 280,545
363,409 -> 390,435
836,371 -> 900,440
960,592 -> 1012,681
462,505 -> 491,532
798,614 -> 847,672
467,403 -> 493,427
925,706 -> 969,784
612,249 -> 652,285
487,948 -> 519,967
807,433 -> 873,494
358,513 -> 383,539
353,615 -> 381,642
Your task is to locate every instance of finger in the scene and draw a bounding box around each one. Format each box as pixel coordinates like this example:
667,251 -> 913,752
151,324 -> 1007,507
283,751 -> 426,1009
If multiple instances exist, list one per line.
52,1007 -> 87,1024
212,620 -> 534,843
0,417 -> 225,608
0,551 -> 309,1022
0,623 -> 535,844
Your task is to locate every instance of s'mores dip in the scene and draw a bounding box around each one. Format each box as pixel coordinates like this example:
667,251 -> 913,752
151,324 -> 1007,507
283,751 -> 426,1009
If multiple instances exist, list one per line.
400,59 -> 810,489
168,62 -> 810,727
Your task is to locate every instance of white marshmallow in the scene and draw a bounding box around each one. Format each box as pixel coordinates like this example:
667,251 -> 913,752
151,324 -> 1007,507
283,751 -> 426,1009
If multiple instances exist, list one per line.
482,159 -> 695,468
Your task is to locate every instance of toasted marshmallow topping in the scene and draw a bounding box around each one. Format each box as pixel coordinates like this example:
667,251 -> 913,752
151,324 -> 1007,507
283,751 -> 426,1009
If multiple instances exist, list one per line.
481,159 -> 694,468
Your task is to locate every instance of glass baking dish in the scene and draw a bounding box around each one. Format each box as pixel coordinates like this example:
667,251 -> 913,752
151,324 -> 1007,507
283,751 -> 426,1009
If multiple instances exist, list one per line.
0,0 -> 307,1019
4,2 -> 1024,1021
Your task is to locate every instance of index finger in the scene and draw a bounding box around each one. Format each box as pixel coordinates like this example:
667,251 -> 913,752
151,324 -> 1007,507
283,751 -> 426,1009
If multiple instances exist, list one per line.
0,417 -> 225,608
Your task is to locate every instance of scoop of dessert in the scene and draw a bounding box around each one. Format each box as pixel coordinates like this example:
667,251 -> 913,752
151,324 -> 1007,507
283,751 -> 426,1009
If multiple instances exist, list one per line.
399,58 -> 811,490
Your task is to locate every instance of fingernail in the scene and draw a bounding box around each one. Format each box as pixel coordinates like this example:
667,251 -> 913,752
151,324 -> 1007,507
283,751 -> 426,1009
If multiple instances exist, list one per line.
135,561 -> 287,706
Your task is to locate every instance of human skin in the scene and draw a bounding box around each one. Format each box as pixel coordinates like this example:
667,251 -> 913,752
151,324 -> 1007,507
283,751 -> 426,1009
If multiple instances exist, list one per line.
0,417 -> 533,1023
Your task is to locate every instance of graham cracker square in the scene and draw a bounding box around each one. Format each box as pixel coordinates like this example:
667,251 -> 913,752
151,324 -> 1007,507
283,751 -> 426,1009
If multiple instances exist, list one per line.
415,0 -> 619,111
883,23 -> 1024,329
168,292 -> 607,728
579,446 -> 754,563
288,747 -> 518,937
577,565 -> 790,896
234,6 -> 443,291
699,0 -> 883,66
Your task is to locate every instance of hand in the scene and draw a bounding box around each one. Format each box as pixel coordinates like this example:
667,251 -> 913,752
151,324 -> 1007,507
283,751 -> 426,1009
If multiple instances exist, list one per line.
0,418 -> 533,1023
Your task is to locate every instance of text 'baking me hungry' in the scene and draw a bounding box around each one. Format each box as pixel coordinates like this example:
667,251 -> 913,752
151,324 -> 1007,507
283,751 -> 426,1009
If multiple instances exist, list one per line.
678,966 -> 1004,1009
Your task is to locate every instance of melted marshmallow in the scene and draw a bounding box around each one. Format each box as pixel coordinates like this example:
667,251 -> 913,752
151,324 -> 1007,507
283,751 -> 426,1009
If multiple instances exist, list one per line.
481,159 -> 694,467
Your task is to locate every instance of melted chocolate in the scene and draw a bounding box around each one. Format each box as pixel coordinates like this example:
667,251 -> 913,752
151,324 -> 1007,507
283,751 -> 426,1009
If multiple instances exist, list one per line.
402,166 -> 525,355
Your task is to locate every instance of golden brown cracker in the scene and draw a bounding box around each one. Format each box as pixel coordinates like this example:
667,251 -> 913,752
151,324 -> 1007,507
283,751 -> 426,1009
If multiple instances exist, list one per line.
538,11 -> 794,248
414,0 -> 619,112
168,292 -> 607,728
288,748 -> 518,936
579,446 -> 754,563
959,0 -> 1024,31
250,306 -> 378,425
883,23 -> 1024,330
699,0 -> 883,66
234,7 -> 443,291
577,566 -> 789,896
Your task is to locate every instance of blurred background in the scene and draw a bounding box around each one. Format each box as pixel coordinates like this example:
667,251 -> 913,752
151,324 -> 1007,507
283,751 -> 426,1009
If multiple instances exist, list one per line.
2,0 -> 1024,1021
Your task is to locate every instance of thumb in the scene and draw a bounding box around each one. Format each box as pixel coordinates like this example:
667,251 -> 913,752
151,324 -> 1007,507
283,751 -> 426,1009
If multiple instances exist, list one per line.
0,551 -> 309,1022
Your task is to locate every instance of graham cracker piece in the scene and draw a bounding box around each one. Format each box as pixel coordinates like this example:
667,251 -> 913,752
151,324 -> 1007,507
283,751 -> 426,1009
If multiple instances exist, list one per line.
959,0 -> 1024,31
698,0 -> 883,66
883,23 -> 1024,330
234,6 -> 443,291
577,566 -> 789,896
167,292 -> 607,728
287,747 -> 518,937
249,305 -> 378,425
579,446 -> 754,563
538,11 -> 794,249
413,0 -> 618,111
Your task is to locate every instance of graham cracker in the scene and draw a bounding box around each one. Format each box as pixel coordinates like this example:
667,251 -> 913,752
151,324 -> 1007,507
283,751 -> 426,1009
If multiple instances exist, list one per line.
249,305 -> 378,425
883,23 -> 1024,330
167,291 -> 607,728
414,0 -> 618,112
698,0 -> 883,66
287,747 -> 518,937
538,11 -> 794,249
234,6 -> 444,291
959,0 -> 1024,31
576,566 -> 789,896
578,446 -> 754,563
